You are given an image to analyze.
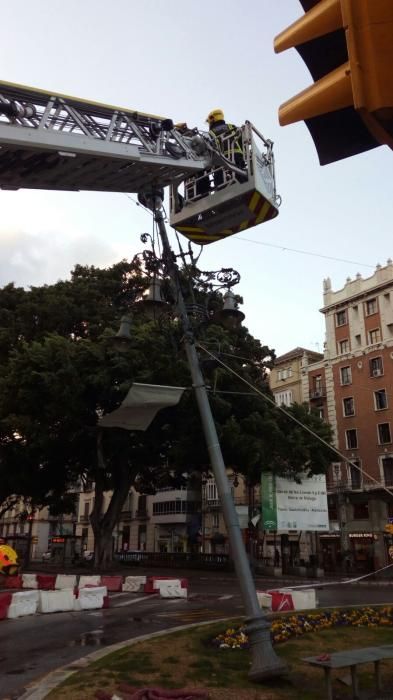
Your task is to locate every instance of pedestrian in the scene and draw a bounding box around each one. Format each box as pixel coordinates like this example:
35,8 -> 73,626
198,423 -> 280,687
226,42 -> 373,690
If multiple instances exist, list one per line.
206,109 -> 247,188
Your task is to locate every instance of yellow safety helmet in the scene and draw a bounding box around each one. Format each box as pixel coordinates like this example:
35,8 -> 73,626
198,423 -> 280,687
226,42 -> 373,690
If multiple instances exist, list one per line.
206,109 -> 225,125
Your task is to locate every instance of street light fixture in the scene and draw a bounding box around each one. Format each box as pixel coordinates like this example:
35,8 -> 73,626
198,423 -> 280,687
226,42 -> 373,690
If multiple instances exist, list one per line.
112,186 -> 286,681
111,314 -> 133,353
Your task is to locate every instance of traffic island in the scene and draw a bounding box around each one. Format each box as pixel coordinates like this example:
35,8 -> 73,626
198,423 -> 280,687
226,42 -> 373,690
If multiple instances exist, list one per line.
45,608 -> 393,700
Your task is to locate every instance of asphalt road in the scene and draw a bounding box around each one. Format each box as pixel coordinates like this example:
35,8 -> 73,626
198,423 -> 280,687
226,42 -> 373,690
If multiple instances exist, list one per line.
1,570 -> 392,699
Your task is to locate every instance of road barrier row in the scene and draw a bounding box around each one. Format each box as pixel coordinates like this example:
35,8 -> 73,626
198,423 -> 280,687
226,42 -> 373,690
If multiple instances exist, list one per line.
0,585 -> 109,620
0,573 -> 191,621
257,588 -> 317,612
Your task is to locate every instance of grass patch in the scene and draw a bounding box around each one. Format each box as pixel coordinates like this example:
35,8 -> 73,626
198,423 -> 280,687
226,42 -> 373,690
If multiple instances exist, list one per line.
47,615 -> 393,700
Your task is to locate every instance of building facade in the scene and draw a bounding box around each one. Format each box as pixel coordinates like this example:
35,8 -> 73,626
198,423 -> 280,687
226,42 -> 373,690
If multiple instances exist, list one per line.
315,261 -> 393,573
76,483 -> 201,555
270,346 -> 323,407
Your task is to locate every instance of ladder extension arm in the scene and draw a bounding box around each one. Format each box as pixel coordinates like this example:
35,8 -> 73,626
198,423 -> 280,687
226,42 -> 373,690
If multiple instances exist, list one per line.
0,81 -> 211,193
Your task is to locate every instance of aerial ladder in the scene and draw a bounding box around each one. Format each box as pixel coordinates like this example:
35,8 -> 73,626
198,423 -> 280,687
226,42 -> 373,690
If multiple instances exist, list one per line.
0,81 -> 281,245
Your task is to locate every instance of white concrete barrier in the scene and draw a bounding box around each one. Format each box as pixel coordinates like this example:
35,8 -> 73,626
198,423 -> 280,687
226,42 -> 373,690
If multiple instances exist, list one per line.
256,591 -> 272,610
55,574 -> 77,590
122,575 -> 146,593
38,589 -> 75,613
78,575 -> 101,589
7,590 -> 39,619
22,573 -> 38,589
155,579 -> 188,598
75,586 -> 107,611
279,588 -> 317,611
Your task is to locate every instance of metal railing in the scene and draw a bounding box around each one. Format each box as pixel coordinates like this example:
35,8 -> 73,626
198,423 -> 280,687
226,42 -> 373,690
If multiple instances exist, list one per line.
309,387 -> 326,399
114,550 -> 233,570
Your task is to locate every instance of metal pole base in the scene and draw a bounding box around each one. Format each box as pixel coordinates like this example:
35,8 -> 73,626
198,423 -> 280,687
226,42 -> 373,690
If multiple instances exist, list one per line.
246,616 -> 288,682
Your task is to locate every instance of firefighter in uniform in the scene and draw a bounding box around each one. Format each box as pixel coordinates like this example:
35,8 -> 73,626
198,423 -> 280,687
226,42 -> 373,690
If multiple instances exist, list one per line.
206,109 -> 247,188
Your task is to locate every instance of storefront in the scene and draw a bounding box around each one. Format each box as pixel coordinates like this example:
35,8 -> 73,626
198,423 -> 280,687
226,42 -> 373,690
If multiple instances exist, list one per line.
348,532 -> 376,573
319,533 -> 341,572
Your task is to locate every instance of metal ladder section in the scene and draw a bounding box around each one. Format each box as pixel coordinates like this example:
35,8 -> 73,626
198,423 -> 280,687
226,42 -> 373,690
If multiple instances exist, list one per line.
0,81 -> 210,193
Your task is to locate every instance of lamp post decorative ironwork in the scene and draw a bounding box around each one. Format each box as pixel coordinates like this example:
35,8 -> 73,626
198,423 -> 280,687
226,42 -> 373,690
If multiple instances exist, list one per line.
112,187 -> 286,681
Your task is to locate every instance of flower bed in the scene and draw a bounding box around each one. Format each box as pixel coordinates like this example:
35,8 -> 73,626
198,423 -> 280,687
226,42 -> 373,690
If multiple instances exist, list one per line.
212,607 -> 393,649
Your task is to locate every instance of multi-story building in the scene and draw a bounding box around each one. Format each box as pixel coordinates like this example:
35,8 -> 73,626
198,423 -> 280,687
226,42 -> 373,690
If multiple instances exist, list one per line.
0,501 -> 78,562
315,260 -> 393,573
270,347 -> 323,407
75,483 -> 201,555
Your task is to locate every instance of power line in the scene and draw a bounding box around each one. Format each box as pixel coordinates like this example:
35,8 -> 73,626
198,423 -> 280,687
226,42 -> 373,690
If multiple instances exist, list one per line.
197,342 -> 393,499
236,236 -> 375,269
123,191 -> 375,270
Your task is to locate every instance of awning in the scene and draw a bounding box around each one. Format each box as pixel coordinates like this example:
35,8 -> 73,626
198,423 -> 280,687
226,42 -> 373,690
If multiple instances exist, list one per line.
99,383 -> 185,431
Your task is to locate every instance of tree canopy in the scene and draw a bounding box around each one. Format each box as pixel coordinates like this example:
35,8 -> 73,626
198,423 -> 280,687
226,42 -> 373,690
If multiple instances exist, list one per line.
0,259 -> 333,564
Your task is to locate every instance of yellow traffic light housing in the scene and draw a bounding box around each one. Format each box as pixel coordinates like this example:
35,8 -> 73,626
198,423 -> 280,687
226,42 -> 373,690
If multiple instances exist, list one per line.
274,0 -> 393,164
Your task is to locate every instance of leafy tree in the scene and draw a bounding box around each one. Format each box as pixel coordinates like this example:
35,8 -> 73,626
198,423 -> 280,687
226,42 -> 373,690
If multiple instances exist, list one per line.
0,260 -> 333,567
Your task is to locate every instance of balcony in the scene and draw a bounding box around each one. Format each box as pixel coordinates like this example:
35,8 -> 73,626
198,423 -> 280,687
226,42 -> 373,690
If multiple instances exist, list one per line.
79,514 -> 90,524
151,512 -> 194,524
135,510 -> 149,520
203,499 -> 221,510
309,387 -> 326,400
120,510 -> 133,521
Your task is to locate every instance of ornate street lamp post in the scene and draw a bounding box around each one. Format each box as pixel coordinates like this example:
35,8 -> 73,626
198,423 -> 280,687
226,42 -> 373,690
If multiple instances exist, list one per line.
114,188 -> 286,681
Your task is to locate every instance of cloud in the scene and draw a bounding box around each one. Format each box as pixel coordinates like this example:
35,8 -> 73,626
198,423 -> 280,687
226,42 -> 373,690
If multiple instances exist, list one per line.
0,227 -> 120,288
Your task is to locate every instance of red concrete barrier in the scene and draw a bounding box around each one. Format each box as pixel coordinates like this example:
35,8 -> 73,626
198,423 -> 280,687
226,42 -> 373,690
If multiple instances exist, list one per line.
36,574 -> 56,591
270,591 -> 294,612
4,575 -> 22,589
100,576 -> 123,592
0,592 -> 12,620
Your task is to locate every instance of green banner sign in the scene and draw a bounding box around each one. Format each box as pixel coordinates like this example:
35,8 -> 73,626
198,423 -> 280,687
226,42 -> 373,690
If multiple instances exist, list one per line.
261,471 -> 277,530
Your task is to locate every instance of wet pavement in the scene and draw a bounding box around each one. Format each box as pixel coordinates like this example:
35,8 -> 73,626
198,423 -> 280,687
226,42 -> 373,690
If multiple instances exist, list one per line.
0,569 -> 391,699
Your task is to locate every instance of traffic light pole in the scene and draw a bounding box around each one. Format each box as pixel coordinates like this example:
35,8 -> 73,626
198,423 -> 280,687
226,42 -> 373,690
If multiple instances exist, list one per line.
151,200 -> 286,681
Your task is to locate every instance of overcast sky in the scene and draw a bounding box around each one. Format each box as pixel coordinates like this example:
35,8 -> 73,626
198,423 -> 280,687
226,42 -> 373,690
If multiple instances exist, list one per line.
1,0 -> 391,357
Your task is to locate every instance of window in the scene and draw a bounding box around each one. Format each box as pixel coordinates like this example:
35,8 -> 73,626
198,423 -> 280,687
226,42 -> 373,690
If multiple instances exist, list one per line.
382,456 -> 393,486
369,356 -> 383,377
274,390 -> 293,406
374,389 -> 388,410
205,479 -> 218,502
349,460 -> 362,489
338,339 -> 350,354
137,495 -> 147,516
152,501 -> 198,515
316,405 -> 324,420
336,309 -> 347,326
340,366 -> 352,385
353,502 -> 369,520
327,497 -> 338,521
212,512 -> 219,528
314,375 -> 322,390
378,423 -> 391,445
368,328 -> 381,344
355,334 -> 362,346
365,298 -> 377,315
277,367 -> 293,381
343,397 -> 355,416
346,429 -> 358,449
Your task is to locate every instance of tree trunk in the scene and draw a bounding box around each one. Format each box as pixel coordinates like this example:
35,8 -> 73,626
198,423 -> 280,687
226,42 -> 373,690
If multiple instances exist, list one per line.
90,430 -> 136,571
